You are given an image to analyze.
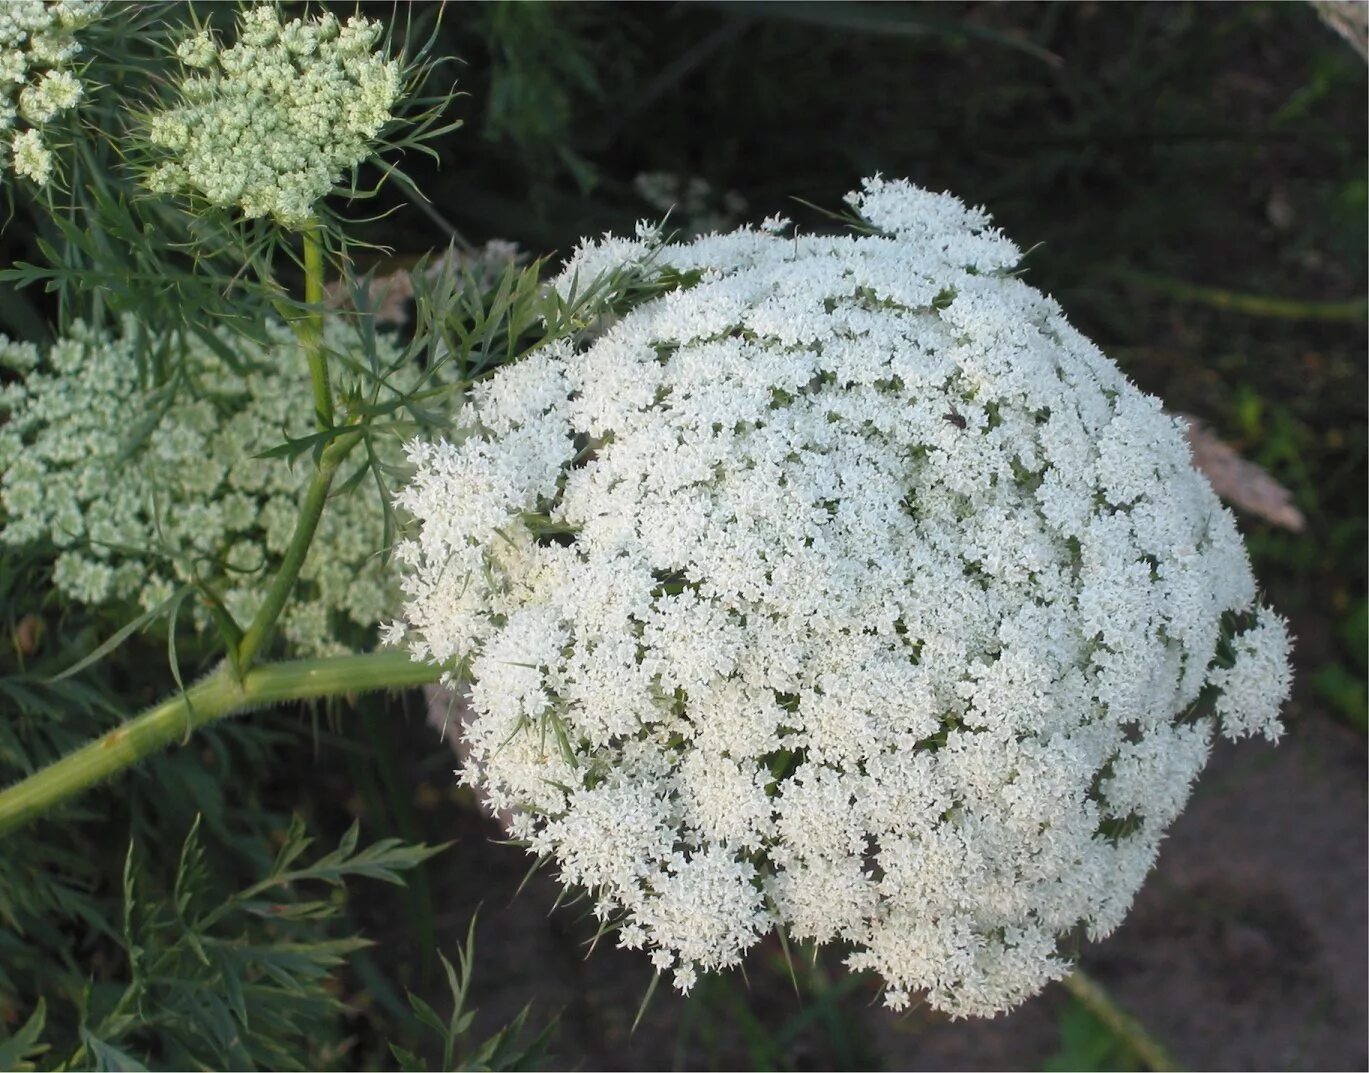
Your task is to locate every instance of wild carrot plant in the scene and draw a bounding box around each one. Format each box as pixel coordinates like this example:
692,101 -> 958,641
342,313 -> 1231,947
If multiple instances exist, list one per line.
0,3 -> 1299,1069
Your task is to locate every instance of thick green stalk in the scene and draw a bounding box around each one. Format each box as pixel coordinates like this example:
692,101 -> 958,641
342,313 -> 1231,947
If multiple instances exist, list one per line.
0,651 -> 442,839
301,224 -> 334,429
234,429 -> 361,671
1061,968 -> 1181,1072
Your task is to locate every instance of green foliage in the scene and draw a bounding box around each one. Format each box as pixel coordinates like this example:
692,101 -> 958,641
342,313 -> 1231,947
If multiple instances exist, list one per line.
476,1 -> 604,193
0,999 -> 49,1071
1044,998 -> 1144,1073
1313,598 -> 1368,732
59,817 -> 443,1071
666,944 -> 878,1072
0,543 -> 450,1068
391,919 -> 555,1073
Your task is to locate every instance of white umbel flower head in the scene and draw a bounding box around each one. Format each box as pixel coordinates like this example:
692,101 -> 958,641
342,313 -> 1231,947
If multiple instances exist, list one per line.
146,5 -> 403,228
389,177 -> 1294,1017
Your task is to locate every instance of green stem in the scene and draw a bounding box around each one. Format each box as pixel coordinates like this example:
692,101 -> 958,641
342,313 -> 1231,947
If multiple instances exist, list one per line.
235,228 -> 354,672
301,224 -> 333,429
1110,267 -> 1368,323
235,429 -> 361,672
0,651 -> 442,839
1061,968 -> 1181,1072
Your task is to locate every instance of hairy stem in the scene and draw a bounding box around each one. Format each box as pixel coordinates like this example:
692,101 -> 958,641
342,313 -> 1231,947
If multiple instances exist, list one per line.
234,429 -> 361,671
0,651 -> 442,839
1061,968 -> 1181,1072
301,224 -> 334,428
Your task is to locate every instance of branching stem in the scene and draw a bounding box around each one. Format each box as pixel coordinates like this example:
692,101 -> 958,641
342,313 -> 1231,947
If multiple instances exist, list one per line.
234,428 -> 361,671
0,224 -> 424,844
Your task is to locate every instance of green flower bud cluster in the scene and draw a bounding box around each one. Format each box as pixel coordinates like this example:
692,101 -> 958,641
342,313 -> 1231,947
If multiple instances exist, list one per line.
0,0 -> 103,185
0,318 -> 414,656
145,5 -> 403,228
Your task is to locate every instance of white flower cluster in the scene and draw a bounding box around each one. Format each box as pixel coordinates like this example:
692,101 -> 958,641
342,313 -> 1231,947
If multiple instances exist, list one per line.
0,318 -> 406,656
0,0 -> 103,185
389,177 -> 1293,1017
146,5 -> 402,228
